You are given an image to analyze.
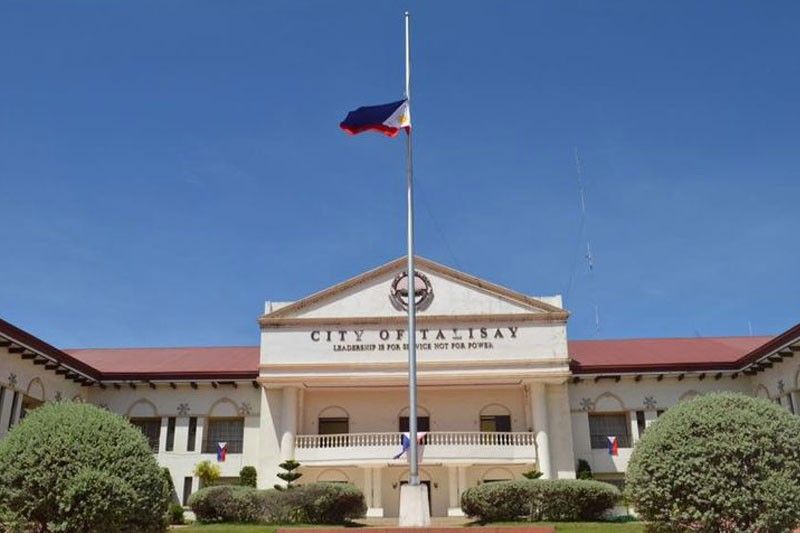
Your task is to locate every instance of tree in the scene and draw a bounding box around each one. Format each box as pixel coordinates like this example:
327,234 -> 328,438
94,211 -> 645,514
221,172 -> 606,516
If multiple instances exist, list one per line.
625,392 -> 800,532
0,402 -> 168,532
274,459 -> 302,490
240,466 -> 257,488
194,460 -> 221,488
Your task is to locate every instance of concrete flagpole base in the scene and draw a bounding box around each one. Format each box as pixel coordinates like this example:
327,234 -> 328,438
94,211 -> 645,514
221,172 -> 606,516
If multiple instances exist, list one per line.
398,484 -> 431,527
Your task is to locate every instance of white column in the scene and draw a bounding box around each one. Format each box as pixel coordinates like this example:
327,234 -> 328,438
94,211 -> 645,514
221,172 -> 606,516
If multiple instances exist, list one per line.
158,417 -> 168,454
530,382 -> 552,479
175,417 -> 190,454
446,465 -> 465,517
522,384 -> 532,431
297,388 -> 306,433
366,467 -> 384,517
374,468 -> 383,516
363,467 -> 373,508
280,386 -> 299,461
644,410 -> 658,428
629,411 -> 640,445
195,417 -> 206,453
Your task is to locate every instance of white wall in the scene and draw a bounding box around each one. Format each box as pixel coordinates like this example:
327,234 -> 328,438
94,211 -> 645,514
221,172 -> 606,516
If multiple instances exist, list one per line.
750,351 -> 800,411
0,347 -> 85,439
568,375 -> 753,475
89,383 -> 261,501
300,386 -> 528,434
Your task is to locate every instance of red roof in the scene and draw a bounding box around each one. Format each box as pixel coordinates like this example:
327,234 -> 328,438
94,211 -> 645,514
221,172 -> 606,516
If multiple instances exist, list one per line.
568,336 -> 774,374
3,310 -> 796,380
65,346 -> 259,380
65,335 -> 778,379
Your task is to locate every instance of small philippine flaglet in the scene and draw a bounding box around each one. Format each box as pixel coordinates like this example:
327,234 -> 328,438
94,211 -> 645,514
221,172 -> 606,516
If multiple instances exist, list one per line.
607,436 -> 619,456
217,442 -> 228,462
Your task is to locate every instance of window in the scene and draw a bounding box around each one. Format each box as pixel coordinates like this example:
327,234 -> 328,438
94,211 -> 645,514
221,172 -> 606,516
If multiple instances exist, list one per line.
588,413 -> 631,449
7,391 -> 19,430
635,410 -> 646,438
480,415 -> 511,432
182,477 -> 193,506
203,418 -> 244,454
130,417 -> 161,452
166,417 -> 176,452
787,394 -> 796,415
399,416 -> 430,432
318,417 -> 349,435
187,417 -> 197,452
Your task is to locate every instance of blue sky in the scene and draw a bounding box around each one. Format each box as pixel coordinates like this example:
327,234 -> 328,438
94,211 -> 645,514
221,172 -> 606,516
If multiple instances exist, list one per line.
1,1 -> 798,348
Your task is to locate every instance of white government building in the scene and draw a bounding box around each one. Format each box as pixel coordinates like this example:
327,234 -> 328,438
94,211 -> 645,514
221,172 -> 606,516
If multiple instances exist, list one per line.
1,257 -> 798,518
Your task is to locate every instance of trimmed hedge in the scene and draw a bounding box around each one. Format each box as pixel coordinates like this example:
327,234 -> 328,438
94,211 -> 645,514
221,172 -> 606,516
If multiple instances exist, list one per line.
189,482 -> 366,524
624,392 -> 800,532
461,479 -> 620,522
189,485 -> 263,523
240,465 -> 258,488
0,402 -> 169,533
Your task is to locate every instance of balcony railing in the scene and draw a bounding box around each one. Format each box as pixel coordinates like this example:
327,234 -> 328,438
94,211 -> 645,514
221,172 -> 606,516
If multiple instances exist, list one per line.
295,431 -> 538,465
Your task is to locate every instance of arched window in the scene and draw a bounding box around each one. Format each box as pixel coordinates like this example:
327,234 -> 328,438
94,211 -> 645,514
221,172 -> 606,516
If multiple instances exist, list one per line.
317,469 -> 350,483
482,467 -> 514,483
204,398 -> 245,454
398,406 -> 430,432
479,404 -> 511,432
318,406 -> 349,435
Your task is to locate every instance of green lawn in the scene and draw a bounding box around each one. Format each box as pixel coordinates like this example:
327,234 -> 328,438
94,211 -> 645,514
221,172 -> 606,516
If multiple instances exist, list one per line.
539,523 -> 644,533
175,522 -> 644,533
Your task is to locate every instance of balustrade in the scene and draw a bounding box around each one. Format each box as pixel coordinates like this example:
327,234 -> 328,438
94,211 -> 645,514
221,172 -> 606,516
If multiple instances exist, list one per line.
295,431 -> 536,449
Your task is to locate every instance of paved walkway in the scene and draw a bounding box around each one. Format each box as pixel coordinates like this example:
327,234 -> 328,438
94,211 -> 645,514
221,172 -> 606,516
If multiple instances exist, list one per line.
358,517 -> 472,528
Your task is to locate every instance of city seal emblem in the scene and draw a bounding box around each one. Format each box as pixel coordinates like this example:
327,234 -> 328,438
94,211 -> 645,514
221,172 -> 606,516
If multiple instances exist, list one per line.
390,270 -> 433,311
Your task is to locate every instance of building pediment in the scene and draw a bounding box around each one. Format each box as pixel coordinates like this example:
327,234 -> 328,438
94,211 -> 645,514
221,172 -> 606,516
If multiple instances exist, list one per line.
259,256 -> 567,327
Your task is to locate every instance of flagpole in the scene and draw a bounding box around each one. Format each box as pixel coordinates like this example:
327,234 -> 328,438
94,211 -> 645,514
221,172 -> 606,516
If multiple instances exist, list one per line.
403,10 -> 419,488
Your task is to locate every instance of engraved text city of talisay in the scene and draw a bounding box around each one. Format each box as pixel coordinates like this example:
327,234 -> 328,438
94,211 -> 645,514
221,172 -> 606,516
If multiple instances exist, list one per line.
309,327 -> 519,352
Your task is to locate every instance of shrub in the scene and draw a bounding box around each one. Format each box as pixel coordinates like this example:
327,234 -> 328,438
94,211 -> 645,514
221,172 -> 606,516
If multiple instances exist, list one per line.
168,503 -> 185,525
624,392 -> 800,533
162,467 -> 177,503
522,468 -> 543,479
59,469 -> 138,532
188,485 -> 263,523
189,482 -> 366,524
461,479 -> 620,522
576,459 -> 593,480
194,460 -> 221,488
240,465 -> 258,487
292,482 -> 367,524
0,402 -> 169,533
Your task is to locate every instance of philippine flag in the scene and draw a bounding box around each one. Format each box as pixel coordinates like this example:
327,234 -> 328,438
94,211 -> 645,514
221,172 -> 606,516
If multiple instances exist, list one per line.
340,99 -> 411,137
217,442 -> 228,462
392,432 -> 427,460
607,436 -> 619,456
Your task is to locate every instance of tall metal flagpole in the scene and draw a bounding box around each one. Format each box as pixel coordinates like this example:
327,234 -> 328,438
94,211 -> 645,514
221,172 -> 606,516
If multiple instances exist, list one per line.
403,10 -> 420,487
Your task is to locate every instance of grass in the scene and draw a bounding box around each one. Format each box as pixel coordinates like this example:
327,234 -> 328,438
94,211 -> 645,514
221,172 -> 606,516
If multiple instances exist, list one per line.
175,522 -> 645,533
539,522 -> 644,532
